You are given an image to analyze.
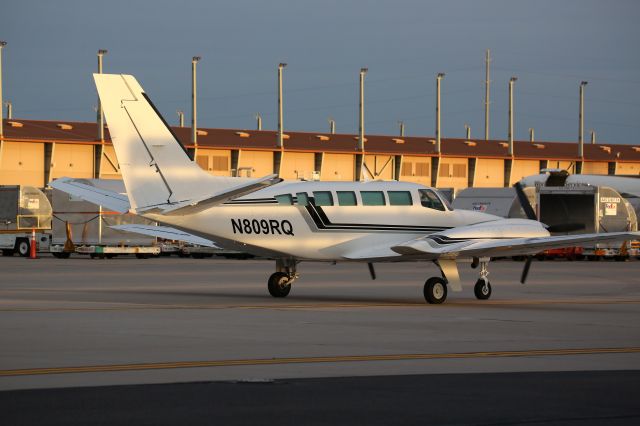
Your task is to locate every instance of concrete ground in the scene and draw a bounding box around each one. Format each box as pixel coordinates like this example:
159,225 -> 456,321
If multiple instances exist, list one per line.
0,255 -> 639,424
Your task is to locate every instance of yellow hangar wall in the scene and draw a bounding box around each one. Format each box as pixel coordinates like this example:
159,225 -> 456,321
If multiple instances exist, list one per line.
437,157 -> 468,190
49,143 -> 94,180
2,138 -> 640,189
100,145 -> 122,180
474,158 -> 504,188
195,148 -> 232,177
280,152 -> 315,180
582,162 -> 608,175
321,153 -> 355,181
399,156 -> 431,185
0,141 -> 45,187
364,154 -> 395,180
509,160 -> 541,185
237,150 -> 273,178
616,162 -> 640,175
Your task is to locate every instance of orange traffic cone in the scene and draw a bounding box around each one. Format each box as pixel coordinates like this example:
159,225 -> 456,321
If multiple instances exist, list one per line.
29,228 -> 38,259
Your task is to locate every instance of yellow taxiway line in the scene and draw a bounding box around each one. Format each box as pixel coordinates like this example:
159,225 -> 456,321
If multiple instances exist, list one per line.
1,347 -> 639,377
1,298 -> 640,313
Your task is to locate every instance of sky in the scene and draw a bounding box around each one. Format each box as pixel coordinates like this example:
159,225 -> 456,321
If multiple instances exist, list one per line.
2,0 -> 639,144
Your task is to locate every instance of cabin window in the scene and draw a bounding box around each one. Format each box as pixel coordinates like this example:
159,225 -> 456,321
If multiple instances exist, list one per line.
275,194 -> 293,205
418,189 -> 445,211
388,191 -> 413,206
296,192 -> 309,206
337,191 -> 357,206
313,191 -> 334,206
361,191 -> 386,206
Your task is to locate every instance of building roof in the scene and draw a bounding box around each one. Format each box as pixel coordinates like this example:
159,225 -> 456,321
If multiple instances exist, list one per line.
2,118 -> 640,162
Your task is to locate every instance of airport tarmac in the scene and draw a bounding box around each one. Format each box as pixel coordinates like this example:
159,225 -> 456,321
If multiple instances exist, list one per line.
1,255 -> 639,391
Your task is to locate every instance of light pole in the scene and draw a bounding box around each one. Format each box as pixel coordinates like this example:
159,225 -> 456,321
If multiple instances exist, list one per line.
177,110 -> 184,127
191,56 -> 200,150
358,68 -> 367,151
484,49 -> 491,140
97,49 -> 107,142
328,117 -> 335,134
277,63 -> 287,148
579,81 -> 588,158
0,40 -> 6,139
435,72 -> 445,153
508,76 -> 517,156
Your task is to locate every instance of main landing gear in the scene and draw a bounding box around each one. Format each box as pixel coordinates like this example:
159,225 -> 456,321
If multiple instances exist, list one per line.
423,277 -> 447,304
422,258 -> 492,304
267,258 -> 298,298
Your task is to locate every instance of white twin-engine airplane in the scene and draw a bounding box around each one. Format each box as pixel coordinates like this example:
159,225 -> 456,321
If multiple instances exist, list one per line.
52,74 -> 639,304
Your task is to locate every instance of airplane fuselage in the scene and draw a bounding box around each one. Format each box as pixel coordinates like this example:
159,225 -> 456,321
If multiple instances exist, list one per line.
142,180 -> 524,260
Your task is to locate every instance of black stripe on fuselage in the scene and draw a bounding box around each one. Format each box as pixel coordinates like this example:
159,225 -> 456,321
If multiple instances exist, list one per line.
305,203 -> 450,233
221,197 -> 452,233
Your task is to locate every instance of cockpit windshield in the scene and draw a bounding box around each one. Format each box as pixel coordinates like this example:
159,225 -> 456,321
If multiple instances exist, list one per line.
418,189 -> 452,211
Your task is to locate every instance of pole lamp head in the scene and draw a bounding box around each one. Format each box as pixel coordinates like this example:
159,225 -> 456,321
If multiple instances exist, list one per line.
437,72 -> 445,79
279,62 -> 287,69
0,41 -> 7,48
510,76 -> 518,83
97,49 -> 107,56
192,56 -> 201,63
360,67 -> 368,75
581,80 -> 588,87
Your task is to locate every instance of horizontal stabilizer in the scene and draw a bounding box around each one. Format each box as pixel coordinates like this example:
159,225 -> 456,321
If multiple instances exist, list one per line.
110,224 -> 219,247
158,174 -> 282,216
50,177 -> 130,213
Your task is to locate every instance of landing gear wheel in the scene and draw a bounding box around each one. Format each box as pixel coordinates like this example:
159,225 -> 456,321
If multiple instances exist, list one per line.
474,279 -> 492,300
17,239 -> 30,257
268,272 -> 292,298
423,277 -> 447,304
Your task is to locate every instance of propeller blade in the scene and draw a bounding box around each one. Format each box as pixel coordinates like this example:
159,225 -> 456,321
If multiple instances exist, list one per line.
520,256 -> 533,284
367,262 -> 376,280
513,182 -> 537,221
546,223 -> 586,233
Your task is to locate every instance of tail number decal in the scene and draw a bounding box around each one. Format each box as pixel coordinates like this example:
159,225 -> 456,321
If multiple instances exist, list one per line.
231,219 -> 294,236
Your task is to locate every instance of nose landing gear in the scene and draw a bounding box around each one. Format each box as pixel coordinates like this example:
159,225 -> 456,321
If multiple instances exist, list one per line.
473,261 -> 492,300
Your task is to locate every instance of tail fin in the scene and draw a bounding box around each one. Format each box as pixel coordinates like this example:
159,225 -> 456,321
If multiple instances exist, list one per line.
94,74 -> 251,212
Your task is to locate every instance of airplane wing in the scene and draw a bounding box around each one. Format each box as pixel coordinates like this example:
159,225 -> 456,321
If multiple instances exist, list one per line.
50,177 -> 130,213
390,231 -> 640,259
110,224 -> 219,248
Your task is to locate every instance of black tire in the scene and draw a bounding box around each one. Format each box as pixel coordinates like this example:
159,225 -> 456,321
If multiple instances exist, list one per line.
268,272 -> 292,298
474,279 -> 492,300
135,253 -> 149,259
52,252 -> 71,259
423,277 -> 447,304
16,239 -> 30,257
2,249 -> 14,257
191,253 -> 205,259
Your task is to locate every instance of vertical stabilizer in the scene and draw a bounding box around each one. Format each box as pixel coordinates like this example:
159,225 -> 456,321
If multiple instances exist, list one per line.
94,74 -> 244,212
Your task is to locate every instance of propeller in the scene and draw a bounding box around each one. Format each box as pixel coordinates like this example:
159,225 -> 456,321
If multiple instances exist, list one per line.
546,223 -> 586,233
520,256 -> 533,284
367,262 -> 377,280
513,182 -> 536,284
